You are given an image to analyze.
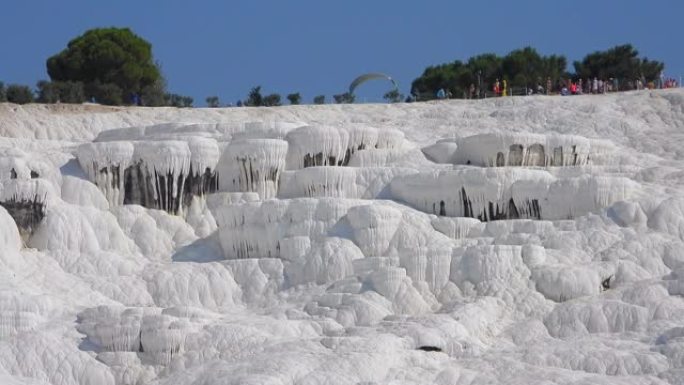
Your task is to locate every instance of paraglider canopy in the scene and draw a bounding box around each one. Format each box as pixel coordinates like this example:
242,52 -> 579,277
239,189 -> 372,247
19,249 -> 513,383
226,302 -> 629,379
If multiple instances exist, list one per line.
349,73 -> 398,95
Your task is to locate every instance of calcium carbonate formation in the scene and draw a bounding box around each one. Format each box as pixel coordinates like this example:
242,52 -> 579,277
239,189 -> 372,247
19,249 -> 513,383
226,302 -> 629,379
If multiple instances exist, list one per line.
77,141 -> 135,206
452,133 -> 616,167
0,178 -> 54,240
74,123 -> 411,213
2,90 -> 684,385
391,168 -> 639,220
217,139 -> 288,199
285,125 -> 404,169
278,166 -> 418,199
71,122 -> 641,226
76,139 -> 219,215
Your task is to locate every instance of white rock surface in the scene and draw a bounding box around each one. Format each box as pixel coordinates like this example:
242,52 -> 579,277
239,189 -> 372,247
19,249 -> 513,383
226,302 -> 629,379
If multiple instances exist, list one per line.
0,90 -> 683,385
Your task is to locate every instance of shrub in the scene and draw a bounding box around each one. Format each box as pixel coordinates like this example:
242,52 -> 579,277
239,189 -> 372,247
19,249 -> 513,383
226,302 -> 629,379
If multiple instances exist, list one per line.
164,93 -> 193,108
206,96 -> 220,108
287,92 -> 301,105
0,82 -> 6,102
140,78 -> 166,106
263,93 -> 282,107
313,95 -> 325,104
37,81 -> 85,104
383,89 -> 403,103
6,84 -> 34,104
86,82 -> 123,105
245,86 -> 263,106
333,92 -> 355,104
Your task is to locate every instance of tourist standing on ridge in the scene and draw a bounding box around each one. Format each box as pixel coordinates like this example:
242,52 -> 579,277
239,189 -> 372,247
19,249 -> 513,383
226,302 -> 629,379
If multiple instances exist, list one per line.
411,89 -> 419,102
546,77 -> 552,95
659,71 -> 665,89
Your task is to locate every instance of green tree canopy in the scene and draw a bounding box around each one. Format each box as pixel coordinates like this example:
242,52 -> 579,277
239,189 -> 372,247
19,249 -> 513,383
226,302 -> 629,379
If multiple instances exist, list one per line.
263,93 -> 282,107
165,94 -> 193,108
313,95 -> 325,104
245,86 -> 263,106
36,80 -> 85,104
46,27 -> 163,105
411,47 -> 568,99
573,44 -> 664,82
287,92 -> 301,105
206,96 -> 220,108
412,44 -> 665,99
333,92 -> 355,104
383,89 -> 403,103
6,84 -> 34,104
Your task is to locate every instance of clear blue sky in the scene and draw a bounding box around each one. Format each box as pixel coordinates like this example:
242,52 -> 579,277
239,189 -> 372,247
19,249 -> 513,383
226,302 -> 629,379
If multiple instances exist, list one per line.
1,0 -> 682,105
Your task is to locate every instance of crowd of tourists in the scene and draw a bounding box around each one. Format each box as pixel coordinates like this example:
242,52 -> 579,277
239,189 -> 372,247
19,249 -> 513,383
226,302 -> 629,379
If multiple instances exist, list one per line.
432,72 -> 679,100
531,73 -> 679,97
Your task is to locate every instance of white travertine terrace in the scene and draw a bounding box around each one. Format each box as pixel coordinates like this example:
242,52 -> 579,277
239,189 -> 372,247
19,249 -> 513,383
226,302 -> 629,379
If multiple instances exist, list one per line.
1,90 -> 683,385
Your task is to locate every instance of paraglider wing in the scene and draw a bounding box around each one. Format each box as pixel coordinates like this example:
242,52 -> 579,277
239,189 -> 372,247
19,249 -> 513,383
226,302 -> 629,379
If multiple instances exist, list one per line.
349,73 -> 398,95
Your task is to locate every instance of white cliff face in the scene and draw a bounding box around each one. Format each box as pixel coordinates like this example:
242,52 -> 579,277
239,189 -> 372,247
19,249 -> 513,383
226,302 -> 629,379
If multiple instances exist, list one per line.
285,125 -> 352,169
278,166 -> 418,199
391,168 -> 639,220
452,132 -> 616,167
285,125 -> 405,169
1,90 -> 684,385
77,141 -> 134,206
76,139 -> 220,216
216,139 -> 287,199
127,140 -> 193,214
